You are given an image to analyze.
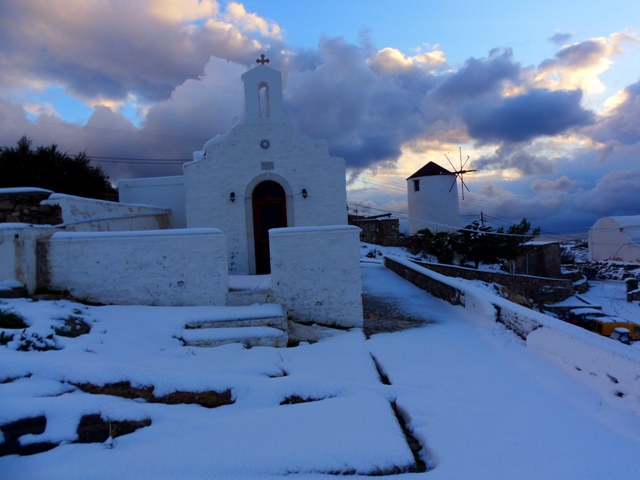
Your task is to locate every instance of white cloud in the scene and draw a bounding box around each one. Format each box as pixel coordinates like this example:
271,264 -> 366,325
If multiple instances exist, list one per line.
534,31 -> 638,95
224,2 -> 282,39
370,46 -> 446,75
148,0 -> 219,23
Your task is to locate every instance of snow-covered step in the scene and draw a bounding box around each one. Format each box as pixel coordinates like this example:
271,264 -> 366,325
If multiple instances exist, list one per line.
184,304 -> 287,331
180,326 -> 288,348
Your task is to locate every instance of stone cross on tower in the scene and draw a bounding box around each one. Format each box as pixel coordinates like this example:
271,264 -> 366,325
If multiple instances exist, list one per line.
256,54 -> 270,65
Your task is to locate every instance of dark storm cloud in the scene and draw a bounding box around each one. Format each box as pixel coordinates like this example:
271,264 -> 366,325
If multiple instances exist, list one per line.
462,88 -> 595,143
284,37 -> 435,169
473,144 -> 556,176
531,176 -> 577,193
0,0 -> 634,190
0,31 -> 600,177
435,49 -> 520,99
590,80 -> 640,146
575,167 -> 640,216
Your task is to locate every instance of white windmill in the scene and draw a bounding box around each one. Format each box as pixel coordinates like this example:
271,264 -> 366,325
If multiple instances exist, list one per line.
407,147 -> 475,234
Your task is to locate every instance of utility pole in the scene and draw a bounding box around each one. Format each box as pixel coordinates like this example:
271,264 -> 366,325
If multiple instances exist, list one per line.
480,211 -> 484,226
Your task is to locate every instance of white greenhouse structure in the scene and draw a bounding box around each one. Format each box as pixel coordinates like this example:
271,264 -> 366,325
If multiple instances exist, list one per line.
588,215 -> 640,263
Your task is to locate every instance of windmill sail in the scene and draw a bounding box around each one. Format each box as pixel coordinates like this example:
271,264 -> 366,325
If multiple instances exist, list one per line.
445,147 -> 476,200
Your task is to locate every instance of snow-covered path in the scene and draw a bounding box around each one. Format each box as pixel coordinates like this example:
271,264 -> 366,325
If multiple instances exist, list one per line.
2,263 -> 640,479
364,263 -> 640,479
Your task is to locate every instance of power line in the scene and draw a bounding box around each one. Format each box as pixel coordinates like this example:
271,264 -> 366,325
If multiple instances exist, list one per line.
356,177 -> 406,194
348,202 -> 587,240
0,118 -> 209,143
88,156 -> 188,164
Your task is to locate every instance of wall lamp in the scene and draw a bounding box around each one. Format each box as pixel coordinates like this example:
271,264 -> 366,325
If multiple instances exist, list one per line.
302,188 -> 308,199
230,192 -> 236,202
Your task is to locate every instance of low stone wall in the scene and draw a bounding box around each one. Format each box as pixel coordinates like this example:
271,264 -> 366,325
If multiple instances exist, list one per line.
384,257 -> 464,306
41,229 -> 228,306
0,188 -> 62,225
348,216 -> 405,246
270,225 -> 363,328
43,194 -> 171,231
413,261 -> 573,304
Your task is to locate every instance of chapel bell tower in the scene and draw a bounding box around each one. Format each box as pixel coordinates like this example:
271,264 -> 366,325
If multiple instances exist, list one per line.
241,54 -> 285,124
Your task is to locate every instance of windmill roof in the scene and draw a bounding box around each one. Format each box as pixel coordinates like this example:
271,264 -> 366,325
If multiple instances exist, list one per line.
407,162 -> 454,180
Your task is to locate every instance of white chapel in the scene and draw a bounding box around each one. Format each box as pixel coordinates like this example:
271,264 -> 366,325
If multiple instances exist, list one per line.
1,56 -> 363,331
119,56 -> 348,275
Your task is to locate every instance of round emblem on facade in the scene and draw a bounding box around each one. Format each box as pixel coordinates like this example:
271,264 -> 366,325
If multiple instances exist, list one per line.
260,139 -> 270,149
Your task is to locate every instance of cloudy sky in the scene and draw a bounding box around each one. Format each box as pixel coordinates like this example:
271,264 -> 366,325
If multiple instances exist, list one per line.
1,0 -> 639,235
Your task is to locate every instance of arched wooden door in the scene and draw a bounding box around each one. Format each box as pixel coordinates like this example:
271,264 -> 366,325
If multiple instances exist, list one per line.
252,180 -> 287,274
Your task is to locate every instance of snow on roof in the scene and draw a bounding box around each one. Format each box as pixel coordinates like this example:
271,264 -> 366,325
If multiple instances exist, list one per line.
608,215 -> 640,228
406,161 -> 454,180
269,225 -> 359,236
0,187 -> 53,194
51,228 -> 223,240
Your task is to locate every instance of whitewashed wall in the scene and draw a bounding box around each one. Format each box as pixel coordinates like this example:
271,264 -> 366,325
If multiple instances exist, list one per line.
43,194 -> 171,231
408,175 -> 460,234
44,229 -> 228,306
185,123 -> 347,274
0,225 -> 53,293
117,176 -> 187,228
269,226 -> 362,328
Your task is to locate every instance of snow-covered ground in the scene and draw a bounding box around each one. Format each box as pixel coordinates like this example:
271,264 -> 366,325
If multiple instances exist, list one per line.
581,280 -> 640,323
2,260 -> 640,479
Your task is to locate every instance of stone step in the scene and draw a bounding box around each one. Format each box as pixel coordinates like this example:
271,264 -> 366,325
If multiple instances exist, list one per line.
225,289 -> 274,306
180,326 -> 288,348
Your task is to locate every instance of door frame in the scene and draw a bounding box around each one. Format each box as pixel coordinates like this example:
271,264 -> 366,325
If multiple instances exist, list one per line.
245,173 -> 294,274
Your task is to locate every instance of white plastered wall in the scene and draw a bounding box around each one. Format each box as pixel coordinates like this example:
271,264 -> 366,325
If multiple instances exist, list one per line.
269,225 -> 362,328
0,225 -> 54,293
43,194 -> 172,231
408,175 -> 460,233
44,229 -> 228,306
117,176 -> 186,228
185,122 -> 347,274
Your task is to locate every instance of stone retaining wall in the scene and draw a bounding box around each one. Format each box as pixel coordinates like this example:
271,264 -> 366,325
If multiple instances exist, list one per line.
413,261 -> 573,304
0,189 -> 62,225
383,257 -> 464,306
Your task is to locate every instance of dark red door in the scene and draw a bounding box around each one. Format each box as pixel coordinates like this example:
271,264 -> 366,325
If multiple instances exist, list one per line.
252,181 -> 287,274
